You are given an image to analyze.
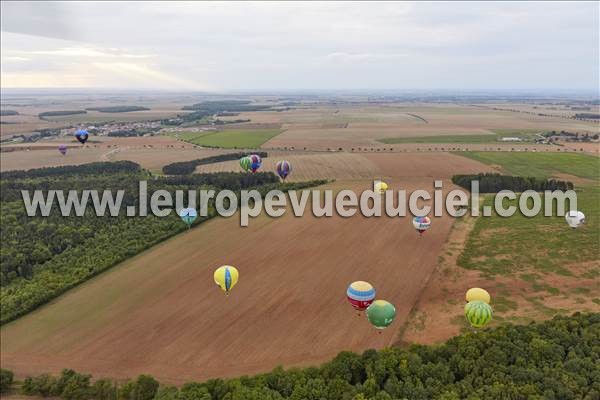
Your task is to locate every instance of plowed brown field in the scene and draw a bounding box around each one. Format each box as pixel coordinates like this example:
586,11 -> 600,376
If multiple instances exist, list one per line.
0,148 -> 497,384
1,173 -> 477,384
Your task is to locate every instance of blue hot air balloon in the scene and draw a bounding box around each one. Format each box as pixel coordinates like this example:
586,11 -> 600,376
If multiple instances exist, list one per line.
75,129 -> 89,144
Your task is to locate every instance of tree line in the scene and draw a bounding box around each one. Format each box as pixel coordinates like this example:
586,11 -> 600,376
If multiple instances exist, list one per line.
38,110 -> 87,118
0,161 -> 323,324
162,152 -> 268,175
181,100 -> 271,113
2,312 -> 598,399
451,173 -> 573,193
85,106 -> 150,113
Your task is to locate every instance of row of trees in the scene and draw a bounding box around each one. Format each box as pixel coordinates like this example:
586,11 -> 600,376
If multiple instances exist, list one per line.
0,161 -> 140,180
181,100 -> 271,113
0,162 -> 323,323
4,313 -> 599,399
451,173 -> 573,193
38,110 -> 87,118
85,106 -> 150,113
162,152 -> 268,175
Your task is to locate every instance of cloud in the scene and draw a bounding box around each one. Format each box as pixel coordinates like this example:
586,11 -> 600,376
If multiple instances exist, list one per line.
1,2 -> 598,90
325,52 -> 407,63
30,47 -> 154,59
1,56 -> 31,62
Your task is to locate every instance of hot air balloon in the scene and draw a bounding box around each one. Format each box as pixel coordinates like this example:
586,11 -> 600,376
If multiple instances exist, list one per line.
464,300 -> 493,328
240,156 -> 252,172
346,281 -> 376,314
58,145 -> 67,156
366,300 -> 396,330
466,288 -> 490,304
249,154 -> 262,173
179,208 -> 197,228
412,216 -> 431,236
565,210 -> 585,229
75,129 -> 89,144
374,181 -> 388,194
214,265 -> 239,295
276,160 -> 291,180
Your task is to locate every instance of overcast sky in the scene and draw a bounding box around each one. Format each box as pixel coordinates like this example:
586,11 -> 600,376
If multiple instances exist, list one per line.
1,1 -> 598,92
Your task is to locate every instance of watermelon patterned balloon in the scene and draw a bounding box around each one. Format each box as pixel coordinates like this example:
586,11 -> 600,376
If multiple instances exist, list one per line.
346,281 -> 376,312
412,216 -> 431,236
276,160 -> 291,180
366,300 -> 396,330
240,156 -> 252,172
464,300 -> 493,328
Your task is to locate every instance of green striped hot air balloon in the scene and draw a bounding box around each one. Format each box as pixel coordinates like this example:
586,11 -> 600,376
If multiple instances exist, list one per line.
464,300 -> 493,328
366,300 -> 396,330
240,156 -> 252,172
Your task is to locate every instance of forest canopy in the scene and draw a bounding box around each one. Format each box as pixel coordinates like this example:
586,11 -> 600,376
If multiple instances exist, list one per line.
4,312 -> 599,400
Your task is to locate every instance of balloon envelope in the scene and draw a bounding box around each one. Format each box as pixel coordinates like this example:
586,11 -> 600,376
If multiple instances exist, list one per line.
58,145 -> 67,155
240,156 -> 252,172
374,181 -> 388,194
464,300 -> 493,328
179,208 -> 197,226
346,281 -> 376,311
366,300 -> 396,329
249,154 -> 262,173
75,129 -> 89,144
565,210 -> 585,228
466,288 -> 490,304
412,216 -> 431,234
214,265 -> 239,294
276,160 -> 291,180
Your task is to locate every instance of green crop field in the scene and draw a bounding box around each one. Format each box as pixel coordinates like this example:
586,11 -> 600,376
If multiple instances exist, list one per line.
457,151 -> 600,180
176,128 -> 281,148
459,185 -> 599,278
456,151 -> 599,317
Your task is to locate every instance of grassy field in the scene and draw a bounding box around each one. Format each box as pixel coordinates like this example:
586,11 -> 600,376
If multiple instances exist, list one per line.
177,129 -> 282,148
457,151 -> 600,180
459,185 -> 599,277
455,151 -> 599,320
378,129 -> 544,144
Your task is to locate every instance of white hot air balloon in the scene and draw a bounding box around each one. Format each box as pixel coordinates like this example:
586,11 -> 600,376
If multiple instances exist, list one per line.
565,210 -> 585,229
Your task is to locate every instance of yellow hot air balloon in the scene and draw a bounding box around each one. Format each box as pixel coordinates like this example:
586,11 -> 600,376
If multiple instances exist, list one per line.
374,181 -> 388,194
465,288 -> 490,304
214,265 -> 239,295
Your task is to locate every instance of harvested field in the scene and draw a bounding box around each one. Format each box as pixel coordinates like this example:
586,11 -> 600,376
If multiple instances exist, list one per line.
360,152 -> 497,179
196,152 -> 381,181
1,179 -> 458,384
0,136 -> 228,172
195,151 -> 497,182
251,104 -> 599,150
